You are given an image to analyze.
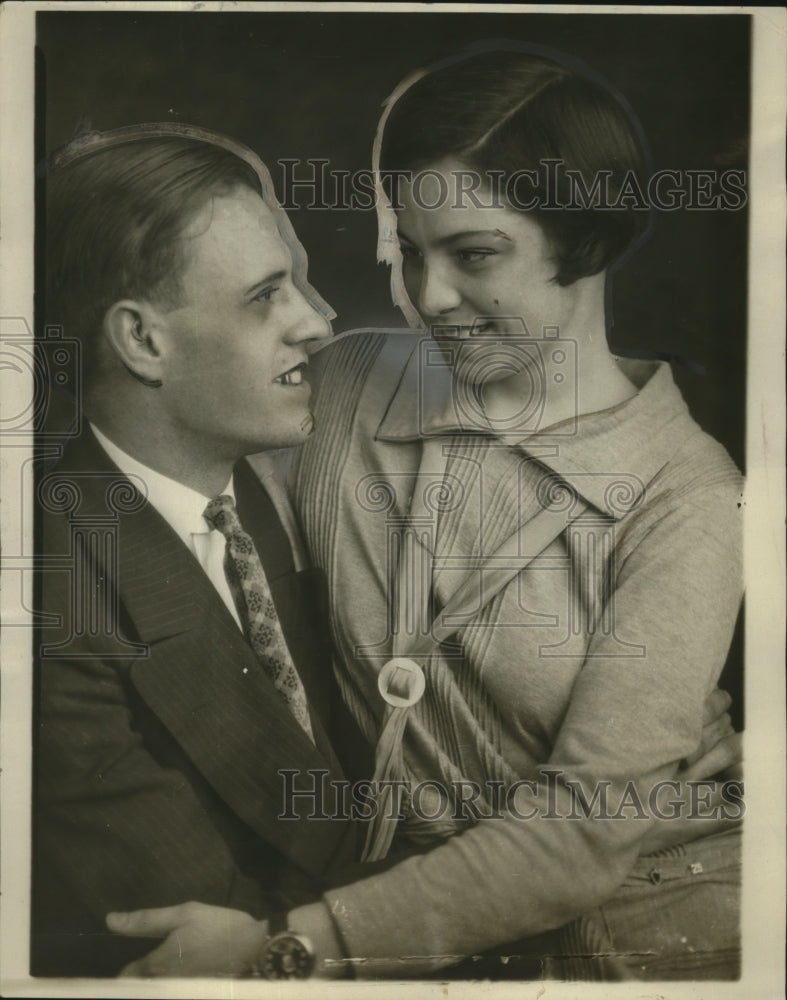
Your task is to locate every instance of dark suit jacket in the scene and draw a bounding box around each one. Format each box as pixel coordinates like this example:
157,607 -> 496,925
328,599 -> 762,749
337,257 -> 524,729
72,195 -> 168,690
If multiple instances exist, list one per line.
31,428 -> 370,976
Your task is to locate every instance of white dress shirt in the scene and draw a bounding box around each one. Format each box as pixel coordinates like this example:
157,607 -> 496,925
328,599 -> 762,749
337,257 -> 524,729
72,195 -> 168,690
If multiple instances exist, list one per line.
90,424 -> 243,631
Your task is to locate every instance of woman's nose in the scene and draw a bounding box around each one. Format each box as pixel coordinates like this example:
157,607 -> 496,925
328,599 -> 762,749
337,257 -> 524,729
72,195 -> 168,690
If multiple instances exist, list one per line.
417,261 -> 462,320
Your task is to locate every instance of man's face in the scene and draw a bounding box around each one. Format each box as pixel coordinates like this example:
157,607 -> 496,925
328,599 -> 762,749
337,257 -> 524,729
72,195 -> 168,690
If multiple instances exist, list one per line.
156,186 -> 331,459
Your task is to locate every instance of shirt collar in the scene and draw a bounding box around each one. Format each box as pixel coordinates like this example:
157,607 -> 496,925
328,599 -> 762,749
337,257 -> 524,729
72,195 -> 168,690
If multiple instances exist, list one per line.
375,336 -> 692,520
90,423 -> 235,545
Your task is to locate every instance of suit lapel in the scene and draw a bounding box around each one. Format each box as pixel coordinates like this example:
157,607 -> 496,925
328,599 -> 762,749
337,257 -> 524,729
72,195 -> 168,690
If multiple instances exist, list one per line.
129,632 -> 355,878
56,429 -> 359,877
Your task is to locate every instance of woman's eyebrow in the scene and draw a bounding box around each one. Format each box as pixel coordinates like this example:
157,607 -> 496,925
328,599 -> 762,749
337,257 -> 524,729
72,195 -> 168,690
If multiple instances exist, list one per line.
436,229 -> 513,248
397,228 -> 513,249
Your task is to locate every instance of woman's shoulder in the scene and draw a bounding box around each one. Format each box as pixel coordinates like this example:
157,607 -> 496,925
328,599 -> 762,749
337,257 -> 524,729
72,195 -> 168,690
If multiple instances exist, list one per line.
619,359 -> 742,496
311,328 -> 421,382
651,392 -> 742,508
664,423 -> 742,499
604,362 -> 744,560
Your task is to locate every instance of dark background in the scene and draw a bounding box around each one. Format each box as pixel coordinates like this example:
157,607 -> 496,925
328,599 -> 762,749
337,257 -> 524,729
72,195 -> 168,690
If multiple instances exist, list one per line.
37,10 -> 749,471
34,10 -> 747,759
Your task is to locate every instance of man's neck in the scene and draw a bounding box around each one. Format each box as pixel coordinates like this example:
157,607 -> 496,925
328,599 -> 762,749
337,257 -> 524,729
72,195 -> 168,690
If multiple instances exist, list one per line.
89,416 -> 236,499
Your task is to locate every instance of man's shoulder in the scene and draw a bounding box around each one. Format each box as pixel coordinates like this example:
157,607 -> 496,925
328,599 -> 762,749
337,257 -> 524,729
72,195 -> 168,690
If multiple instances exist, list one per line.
37,427 -> 137,547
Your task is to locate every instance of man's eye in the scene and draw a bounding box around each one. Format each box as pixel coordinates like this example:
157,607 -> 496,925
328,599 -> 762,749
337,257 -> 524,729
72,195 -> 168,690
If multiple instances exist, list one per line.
458,249 -> 496,264
251,286 -> 280,304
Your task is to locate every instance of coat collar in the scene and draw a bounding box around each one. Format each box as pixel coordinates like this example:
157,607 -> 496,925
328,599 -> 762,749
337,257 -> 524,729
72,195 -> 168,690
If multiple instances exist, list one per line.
374,333 -> 696,520
47,427 -> 298,643
90,421 -> 235,551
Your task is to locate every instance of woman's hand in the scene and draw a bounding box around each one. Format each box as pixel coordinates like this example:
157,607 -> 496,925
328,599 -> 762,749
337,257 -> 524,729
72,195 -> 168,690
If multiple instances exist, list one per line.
106,902 -> 267,977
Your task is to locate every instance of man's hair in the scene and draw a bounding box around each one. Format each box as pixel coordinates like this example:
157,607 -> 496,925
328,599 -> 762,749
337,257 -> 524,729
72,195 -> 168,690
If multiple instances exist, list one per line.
46,133 -> 262,374
379,49 -> 651,286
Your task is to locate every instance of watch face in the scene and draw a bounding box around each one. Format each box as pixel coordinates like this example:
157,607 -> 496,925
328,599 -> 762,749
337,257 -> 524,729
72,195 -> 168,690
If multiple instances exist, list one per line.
262,932 -> 316,980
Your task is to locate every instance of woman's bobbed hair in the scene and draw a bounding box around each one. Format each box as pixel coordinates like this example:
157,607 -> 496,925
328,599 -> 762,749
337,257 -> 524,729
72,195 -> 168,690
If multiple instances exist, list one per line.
379,49 -> 652,286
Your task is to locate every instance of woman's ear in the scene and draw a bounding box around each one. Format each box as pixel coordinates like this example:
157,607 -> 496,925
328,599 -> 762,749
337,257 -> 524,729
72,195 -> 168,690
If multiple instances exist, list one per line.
102,300 -> 166,388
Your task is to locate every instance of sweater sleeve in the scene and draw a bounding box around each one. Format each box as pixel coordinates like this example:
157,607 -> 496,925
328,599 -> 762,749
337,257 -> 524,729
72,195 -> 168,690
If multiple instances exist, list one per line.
321,462 -> 744,974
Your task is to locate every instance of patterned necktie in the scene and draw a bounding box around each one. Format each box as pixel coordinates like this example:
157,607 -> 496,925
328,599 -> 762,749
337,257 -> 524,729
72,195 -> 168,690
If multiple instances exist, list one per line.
203,494 -> 314,743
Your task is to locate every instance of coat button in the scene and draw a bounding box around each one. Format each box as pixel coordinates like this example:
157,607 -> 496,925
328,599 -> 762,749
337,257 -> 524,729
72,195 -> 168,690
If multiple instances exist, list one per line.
378,658 -> 426,708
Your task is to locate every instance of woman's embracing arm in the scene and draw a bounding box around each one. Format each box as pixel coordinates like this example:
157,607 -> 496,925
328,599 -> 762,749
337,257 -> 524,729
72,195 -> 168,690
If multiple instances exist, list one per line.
108,463 -> 744,978
308,473 -> 744,972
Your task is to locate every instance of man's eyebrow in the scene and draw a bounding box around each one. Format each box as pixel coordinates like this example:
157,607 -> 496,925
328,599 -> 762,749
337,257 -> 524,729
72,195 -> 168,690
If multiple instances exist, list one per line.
244,270 -> 287,297
397,229 -> 513,248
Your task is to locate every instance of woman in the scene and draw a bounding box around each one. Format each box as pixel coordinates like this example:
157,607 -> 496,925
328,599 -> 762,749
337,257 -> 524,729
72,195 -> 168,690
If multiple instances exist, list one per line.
110,46 -> 744,980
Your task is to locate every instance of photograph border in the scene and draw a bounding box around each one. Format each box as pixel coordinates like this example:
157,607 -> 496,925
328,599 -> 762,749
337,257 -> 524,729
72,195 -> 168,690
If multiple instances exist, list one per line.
1,3 -> 784,997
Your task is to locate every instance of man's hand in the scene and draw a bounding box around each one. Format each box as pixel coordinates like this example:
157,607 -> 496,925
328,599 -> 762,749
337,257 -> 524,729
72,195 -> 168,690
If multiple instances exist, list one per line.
637,689 -> 744,855
107,902 -> 266,977
681,688 -> 743,782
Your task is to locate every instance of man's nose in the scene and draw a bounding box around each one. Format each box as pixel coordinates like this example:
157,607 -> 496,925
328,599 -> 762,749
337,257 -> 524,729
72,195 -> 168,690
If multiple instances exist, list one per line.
285,286 -> 333,347
418,261 -> 461,320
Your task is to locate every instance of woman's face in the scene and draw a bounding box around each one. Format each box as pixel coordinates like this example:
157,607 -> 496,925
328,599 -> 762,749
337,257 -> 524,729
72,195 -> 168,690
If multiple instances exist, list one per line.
395,157 -> 582,386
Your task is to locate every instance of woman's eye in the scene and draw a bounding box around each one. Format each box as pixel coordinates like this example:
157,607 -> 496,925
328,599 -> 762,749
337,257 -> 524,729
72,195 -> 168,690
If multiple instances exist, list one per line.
458,249 -> 496,264
252,286 -> 280,304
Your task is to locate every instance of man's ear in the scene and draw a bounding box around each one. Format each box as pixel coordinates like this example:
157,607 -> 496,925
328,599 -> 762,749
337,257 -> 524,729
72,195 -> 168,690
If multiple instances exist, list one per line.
103,300 -> 167,388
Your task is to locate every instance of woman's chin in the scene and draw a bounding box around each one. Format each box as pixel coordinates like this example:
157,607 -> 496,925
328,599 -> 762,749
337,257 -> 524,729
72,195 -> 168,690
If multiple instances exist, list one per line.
442,342 -> 525,387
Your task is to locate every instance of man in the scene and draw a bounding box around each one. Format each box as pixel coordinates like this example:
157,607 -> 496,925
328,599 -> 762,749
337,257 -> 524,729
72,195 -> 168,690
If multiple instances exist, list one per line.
32,127 -> 370,976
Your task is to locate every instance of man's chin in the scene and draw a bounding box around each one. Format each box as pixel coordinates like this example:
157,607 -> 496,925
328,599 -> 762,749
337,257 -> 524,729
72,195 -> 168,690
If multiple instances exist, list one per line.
248,413 -> 316,453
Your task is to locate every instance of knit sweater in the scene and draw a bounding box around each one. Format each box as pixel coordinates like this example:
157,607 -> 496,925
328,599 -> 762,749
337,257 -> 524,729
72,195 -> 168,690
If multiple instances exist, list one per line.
286,329 -> 743,970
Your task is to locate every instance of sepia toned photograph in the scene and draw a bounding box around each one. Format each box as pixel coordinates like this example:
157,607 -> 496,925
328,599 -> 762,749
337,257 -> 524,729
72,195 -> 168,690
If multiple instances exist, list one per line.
0,3 -> 784,997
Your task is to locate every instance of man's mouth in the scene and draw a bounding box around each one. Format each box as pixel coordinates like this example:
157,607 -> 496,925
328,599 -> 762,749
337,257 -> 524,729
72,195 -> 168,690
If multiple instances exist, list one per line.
274,362 -> 307,386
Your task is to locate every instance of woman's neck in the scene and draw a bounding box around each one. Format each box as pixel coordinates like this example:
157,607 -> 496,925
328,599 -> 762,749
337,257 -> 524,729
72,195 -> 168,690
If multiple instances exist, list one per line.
479,280 -> 636,434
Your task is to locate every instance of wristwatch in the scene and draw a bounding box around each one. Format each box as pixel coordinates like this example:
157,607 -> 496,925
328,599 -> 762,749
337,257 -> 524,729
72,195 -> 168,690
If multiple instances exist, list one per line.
255,911 -> 316,980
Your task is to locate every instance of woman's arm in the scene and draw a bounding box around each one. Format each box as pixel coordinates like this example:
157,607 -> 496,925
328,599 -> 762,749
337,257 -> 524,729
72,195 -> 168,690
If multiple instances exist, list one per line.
109,471 -> 743,977
308,476 -> 744,971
